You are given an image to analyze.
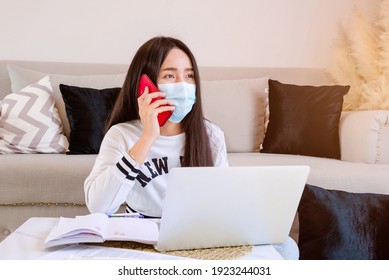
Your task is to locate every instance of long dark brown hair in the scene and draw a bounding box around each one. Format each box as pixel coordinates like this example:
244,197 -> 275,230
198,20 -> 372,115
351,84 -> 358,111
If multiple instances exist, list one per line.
106,36 -> 214,167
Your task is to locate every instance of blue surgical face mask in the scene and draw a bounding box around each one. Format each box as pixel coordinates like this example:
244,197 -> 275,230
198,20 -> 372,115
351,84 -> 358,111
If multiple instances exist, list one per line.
158,82 -> 196,123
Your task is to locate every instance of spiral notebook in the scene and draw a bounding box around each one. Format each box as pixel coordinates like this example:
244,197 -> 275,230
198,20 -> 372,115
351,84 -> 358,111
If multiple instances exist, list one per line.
155,165 -> 309,252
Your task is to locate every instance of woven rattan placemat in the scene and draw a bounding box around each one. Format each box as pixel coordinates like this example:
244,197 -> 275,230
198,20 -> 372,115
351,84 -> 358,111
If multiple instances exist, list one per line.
85,241 -> 253,260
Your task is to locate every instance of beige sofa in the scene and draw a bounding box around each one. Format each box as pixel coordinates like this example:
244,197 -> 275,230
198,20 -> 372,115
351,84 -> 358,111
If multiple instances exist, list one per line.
1,60 -> 388,247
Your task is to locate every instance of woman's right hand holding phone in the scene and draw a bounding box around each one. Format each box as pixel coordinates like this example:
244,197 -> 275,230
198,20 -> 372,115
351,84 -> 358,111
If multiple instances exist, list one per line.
129,87 -> 175,166
137,86 -> 175,141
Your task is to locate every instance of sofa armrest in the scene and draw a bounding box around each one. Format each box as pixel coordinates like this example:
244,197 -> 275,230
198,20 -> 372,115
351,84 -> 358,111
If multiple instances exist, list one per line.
339,110 -> 389,164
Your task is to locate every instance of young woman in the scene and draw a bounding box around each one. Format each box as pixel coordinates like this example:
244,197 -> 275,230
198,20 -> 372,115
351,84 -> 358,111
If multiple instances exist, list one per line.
84,36 -> 228,217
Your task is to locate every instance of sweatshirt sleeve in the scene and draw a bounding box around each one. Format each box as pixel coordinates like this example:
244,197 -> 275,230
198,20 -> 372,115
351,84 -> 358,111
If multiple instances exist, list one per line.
84,125 -> 140,214
213,130 -> 229,167
207,121 -> 229,167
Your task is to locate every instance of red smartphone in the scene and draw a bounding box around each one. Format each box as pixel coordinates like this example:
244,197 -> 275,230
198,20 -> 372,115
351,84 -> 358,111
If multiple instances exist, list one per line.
137,74 -> 173,127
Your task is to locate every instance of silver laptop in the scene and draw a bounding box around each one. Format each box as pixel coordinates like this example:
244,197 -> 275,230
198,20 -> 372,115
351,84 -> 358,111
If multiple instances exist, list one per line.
155,165 -> 310,252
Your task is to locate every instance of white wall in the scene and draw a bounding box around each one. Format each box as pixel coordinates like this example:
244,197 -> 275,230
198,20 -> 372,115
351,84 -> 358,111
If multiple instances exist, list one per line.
0,0 -> 376,68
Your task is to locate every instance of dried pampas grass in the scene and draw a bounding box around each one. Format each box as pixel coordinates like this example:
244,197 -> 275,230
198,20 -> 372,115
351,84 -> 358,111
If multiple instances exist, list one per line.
328,0 -> 389,110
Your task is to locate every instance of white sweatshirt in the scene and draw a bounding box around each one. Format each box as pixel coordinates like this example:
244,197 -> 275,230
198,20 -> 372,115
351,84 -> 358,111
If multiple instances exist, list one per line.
84,119 -> 228,217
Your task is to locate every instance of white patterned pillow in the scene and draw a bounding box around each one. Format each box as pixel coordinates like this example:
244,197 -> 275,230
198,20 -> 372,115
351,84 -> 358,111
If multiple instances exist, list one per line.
0,76 -> 69,154
7,64 -> 126,139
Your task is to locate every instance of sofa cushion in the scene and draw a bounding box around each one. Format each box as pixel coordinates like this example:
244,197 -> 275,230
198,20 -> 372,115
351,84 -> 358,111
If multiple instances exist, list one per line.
201,77 -> 268,152
261,80 -> 349,159
7,64 -> 125,139
298,184 -> 389,260
340,110 -> 389,164
59,84 -> 120,154
0,76 -> 68,154
0,153 -> 96,204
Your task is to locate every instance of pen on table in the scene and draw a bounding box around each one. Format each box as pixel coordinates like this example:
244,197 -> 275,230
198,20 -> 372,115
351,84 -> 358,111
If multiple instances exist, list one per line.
108,214 -> 144,219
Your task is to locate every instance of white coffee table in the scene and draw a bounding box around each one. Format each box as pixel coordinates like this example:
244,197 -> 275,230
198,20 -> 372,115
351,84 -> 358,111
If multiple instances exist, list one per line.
0,217 -> 299,260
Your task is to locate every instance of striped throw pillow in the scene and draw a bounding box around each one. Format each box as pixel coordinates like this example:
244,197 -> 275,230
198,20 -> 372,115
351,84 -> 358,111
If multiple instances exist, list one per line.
0,76 -> 68,154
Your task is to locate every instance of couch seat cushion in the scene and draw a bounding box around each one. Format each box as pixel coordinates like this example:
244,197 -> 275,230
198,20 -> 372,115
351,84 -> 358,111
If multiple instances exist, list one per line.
0,154 -> 96,204
227,153 -> 389,194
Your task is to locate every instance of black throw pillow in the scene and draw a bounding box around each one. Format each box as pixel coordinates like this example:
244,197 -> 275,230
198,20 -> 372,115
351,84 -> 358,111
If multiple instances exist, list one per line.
298,184 -> 389,260
59,84 -> 120,154
261,80 -> 349,159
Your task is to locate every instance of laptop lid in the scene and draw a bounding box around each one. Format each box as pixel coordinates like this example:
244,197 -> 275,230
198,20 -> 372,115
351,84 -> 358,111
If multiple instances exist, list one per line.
155,165 -> 310,252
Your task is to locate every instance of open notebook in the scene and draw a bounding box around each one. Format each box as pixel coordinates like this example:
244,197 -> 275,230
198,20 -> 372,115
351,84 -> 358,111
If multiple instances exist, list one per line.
155,165 -> 310,251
